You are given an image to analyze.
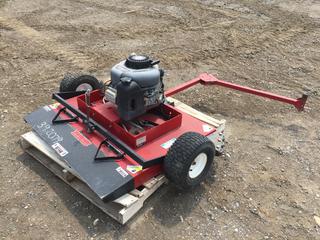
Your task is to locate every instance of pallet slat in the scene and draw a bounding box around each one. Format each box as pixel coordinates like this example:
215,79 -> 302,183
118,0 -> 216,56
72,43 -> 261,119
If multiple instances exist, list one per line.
21,132 -> 79,178
167,97 -> 225,128
113,193 -> 139,207
20,132 -> 166,224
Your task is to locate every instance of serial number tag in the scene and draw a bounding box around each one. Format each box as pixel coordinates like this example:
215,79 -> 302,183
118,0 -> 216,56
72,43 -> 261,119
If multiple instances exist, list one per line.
116,166 -> 128,178
52,142 -> 68,157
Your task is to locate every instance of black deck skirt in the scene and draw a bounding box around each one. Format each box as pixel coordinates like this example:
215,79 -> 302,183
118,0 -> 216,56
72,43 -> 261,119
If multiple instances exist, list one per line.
25,106 -> 134,202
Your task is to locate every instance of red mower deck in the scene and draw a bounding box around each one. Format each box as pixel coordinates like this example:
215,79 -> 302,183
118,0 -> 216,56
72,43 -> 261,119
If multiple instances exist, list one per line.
21,72 -> 307,224
24,91 -> 226,201
21,97 -> 225,224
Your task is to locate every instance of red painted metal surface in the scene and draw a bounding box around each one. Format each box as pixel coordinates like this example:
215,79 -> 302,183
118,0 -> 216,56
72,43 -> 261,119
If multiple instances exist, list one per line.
60,93 -> 218,188
165,73 -> 308,111
76,90 -> 183,148
52,73 -> 308,190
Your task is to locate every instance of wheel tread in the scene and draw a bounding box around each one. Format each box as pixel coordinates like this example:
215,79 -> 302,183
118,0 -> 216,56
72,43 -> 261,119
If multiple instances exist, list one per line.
164,132 -> 215,189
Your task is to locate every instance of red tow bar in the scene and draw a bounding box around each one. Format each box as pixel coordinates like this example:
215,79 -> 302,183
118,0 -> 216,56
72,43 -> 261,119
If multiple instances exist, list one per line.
165,73 -> 308,111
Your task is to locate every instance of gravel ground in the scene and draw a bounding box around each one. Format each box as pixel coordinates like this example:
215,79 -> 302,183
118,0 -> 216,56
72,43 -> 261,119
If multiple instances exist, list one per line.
0,0 -> 320,239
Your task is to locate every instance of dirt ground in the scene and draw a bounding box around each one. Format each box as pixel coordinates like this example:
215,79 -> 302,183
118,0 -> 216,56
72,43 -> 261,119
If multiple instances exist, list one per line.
0,0 -> 320,239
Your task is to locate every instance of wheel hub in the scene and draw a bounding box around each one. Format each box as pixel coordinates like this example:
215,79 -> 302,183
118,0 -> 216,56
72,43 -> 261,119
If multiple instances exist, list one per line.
76,83 -> 93,91
188,153 -> 207,179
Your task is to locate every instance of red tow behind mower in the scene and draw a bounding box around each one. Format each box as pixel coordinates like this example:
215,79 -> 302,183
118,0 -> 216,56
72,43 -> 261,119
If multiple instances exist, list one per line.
25,54 -> 308,201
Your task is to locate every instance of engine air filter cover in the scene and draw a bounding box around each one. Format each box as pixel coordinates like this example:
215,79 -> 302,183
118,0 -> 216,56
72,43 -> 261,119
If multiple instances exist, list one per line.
125,55 -> 153,69
110,55 -> 161,88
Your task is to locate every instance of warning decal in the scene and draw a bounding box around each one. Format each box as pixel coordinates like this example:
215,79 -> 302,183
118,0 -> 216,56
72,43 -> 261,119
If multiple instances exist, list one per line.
202,124 -> 213,133
161,138 -> 176,149
49,102 -> 60,109
126,165 -> 143,174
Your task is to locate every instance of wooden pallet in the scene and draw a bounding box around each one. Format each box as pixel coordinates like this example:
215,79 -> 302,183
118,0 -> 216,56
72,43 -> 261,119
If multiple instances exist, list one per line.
20,131 -> 167,224
167,97 -> 225,128
20,97 -> 225,224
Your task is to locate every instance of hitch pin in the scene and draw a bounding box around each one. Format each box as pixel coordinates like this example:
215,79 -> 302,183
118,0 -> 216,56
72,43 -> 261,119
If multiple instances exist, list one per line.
85,89 -> 93,133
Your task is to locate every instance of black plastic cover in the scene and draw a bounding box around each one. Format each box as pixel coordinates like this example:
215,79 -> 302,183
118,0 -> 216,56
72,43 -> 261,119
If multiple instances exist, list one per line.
116,80 -> 145,121
24,107 -> 134,201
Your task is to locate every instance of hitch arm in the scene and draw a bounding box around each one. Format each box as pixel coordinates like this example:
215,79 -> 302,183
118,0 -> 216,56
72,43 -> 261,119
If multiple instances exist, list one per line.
165,73 -> 308,111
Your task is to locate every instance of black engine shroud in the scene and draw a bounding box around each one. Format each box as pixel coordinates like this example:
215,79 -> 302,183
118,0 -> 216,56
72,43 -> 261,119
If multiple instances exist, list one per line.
105,55 -> 164,121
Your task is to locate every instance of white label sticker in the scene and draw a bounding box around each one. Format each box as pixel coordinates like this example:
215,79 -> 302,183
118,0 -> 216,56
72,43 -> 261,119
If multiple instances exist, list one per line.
136,136 -> 146,147
161,138 -> 176,149
202,124 -> 213,133
51,143 -> 68,157
43,106 -> 52,112
116,166 -> 128,178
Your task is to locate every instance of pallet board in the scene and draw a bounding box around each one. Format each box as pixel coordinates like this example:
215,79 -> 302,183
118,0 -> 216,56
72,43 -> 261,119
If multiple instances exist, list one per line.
20,132 -> 166,224
167,97 -> 226,128
20,98 -> 225,224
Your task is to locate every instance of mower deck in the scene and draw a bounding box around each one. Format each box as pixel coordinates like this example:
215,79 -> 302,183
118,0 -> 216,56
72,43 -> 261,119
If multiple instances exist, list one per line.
21,97 -> 225,224
23,94 -> 225,202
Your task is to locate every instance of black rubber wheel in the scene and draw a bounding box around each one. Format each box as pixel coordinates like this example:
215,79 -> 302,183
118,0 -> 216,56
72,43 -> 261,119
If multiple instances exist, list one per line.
59,74 -> 102,92
164,132 -> 215,190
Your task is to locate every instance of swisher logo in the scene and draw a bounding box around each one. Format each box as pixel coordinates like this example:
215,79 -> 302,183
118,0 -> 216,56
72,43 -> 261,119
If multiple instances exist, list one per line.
71,130 -> 92,147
